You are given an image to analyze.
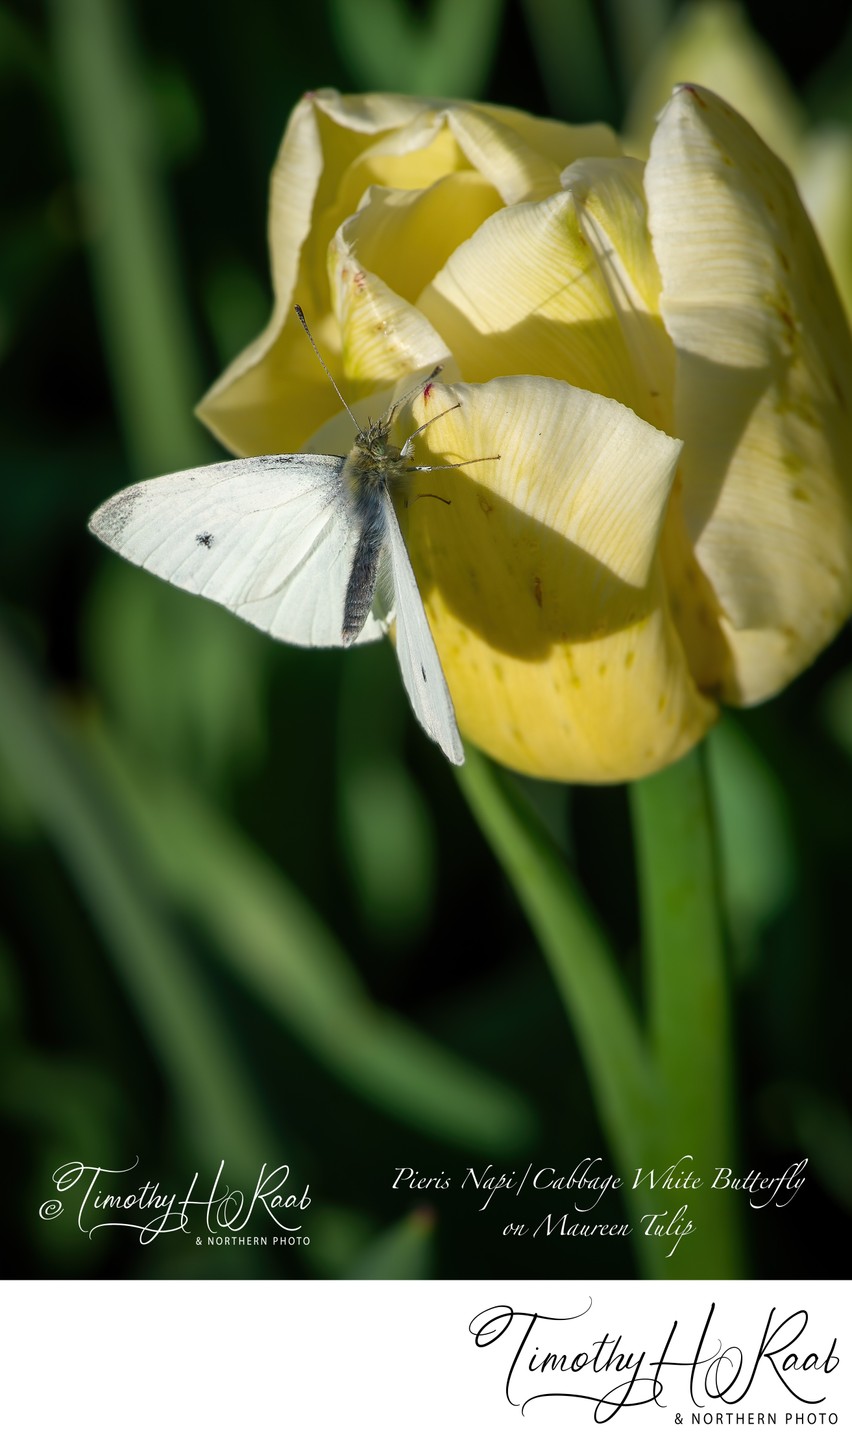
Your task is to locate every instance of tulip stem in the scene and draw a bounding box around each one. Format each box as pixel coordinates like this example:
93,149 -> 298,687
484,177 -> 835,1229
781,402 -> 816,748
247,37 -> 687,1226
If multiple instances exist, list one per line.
629,746 -> 745,1277
458,745 -> 746,1278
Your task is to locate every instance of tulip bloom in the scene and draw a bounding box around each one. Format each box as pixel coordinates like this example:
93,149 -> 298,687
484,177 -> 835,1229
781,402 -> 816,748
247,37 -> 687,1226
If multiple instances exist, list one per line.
198,86 -> 852,782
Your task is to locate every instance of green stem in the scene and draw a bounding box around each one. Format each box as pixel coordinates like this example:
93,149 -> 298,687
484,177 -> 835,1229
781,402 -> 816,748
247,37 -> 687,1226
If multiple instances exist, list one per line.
630,746 -> 745,1277
459,745 -> 746,1278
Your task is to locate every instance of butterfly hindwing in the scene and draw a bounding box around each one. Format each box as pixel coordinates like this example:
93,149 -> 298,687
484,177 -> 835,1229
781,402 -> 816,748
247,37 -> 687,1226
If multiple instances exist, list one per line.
381,491 -> 464,765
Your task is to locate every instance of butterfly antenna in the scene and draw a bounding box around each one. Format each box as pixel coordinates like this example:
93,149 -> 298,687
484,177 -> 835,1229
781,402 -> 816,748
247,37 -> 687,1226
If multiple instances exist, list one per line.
294,305 -> 363,435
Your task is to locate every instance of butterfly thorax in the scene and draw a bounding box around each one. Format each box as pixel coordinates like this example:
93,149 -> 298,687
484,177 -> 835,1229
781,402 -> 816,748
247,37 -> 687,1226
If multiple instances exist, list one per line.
341,420 -> 408,506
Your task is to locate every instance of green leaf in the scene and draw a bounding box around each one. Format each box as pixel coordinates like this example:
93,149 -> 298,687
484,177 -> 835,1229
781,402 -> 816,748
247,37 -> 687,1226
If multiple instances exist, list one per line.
457,748 -> 655,1171
49,0 -> 206,473
0,625 -> 280,1175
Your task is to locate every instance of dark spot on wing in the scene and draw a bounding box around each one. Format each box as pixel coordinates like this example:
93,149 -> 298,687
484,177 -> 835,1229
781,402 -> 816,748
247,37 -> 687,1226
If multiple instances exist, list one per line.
196,531 -> 214,548
91,484 -> 144,542
533,576 -> 543,607
420,664 -> 427,681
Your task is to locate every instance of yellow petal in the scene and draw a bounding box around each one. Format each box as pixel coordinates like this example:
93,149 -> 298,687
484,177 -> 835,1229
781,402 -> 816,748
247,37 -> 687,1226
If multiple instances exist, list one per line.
561,156 -> 676,432
401,376 -> 715,780
322,173 -> 504,391
441,102 -> 619,204
647,84 -> 852,703
328,216 -> 450,389
476,104 -> 621,179
420,159 -> 672,425
340,177 -> 503,306
331,264 -> 450,392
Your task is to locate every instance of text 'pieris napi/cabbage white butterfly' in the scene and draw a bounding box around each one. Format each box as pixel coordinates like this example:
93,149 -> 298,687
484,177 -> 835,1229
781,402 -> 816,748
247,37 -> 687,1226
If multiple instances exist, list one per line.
88,308 -> 498,764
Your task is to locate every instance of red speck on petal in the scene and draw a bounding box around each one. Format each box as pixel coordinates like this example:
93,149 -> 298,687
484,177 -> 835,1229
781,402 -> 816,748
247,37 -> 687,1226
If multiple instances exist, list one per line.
677,84 -> 708,107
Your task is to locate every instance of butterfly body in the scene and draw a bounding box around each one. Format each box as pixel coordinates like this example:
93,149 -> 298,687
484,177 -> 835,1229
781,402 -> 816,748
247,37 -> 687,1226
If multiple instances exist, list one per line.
340,415 -> 408,646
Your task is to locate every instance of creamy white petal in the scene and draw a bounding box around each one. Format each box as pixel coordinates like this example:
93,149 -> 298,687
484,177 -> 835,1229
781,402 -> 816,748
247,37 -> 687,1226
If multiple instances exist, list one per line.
394,376 -> 713,780
409,376 -> 681,587
647,84 -> 852,703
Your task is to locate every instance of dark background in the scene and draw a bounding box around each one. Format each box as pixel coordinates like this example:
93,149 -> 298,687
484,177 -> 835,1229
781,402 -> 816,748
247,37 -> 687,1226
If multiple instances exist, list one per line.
2,0 -> 851,1280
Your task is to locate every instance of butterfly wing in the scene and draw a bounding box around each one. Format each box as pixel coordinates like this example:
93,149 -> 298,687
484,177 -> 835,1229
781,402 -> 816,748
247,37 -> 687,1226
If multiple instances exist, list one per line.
381,491 -> 464,765
88,453 -> 387,647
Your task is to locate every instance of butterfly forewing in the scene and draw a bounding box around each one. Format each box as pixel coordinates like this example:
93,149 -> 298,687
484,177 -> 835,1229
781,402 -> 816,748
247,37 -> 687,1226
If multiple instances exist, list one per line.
88,453 -> 388,648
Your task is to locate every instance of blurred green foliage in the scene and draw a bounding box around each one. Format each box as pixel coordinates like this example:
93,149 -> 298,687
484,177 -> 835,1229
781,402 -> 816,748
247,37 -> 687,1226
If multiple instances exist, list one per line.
1,0 -> 851,1280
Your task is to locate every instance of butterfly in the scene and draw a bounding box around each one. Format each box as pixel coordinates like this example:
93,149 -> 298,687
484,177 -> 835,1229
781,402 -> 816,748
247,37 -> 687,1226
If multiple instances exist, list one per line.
88,309 -> 496,764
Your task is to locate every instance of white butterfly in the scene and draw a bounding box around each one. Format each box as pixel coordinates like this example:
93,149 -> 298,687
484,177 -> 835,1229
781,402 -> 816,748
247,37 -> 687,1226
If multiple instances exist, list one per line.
88,313 -> 489,765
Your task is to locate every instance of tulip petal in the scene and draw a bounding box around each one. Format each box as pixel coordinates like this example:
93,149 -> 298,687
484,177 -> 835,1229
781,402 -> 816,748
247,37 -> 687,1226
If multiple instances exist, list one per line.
562,156 -> 676,432
343,177 -> 502,306
476,105 -> 621,177
442,103 -> 620,204
333,273 -> 451,393
400,376 -> 715,780
420,160 -> 674,426
328,216 -> 451,389
647,85 -> 852,703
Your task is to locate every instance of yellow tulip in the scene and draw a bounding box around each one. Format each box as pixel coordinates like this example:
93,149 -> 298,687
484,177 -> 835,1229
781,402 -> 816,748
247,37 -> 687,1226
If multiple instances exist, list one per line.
198,86 -> 852,782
